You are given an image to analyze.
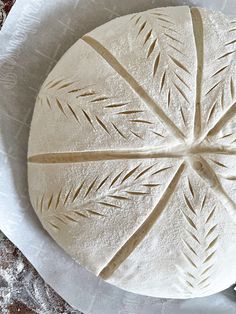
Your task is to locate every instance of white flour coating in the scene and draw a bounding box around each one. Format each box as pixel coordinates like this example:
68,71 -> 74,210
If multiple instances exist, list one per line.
28,6 -> 236,298
0,235 -> 79,313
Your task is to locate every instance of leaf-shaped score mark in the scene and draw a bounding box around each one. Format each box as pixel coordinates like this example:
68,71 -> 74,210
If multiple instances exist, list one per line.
133,12 -> 190,77
178,179 -> 219,296
130,9 -> 192,130
36,162 -> 173,230
39,78 -> 164,141
202,16 -> 236,133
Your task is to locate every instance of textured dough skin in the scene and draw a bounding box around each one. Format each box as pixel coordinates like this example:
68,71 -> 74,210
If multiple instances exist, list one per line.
28,6 -> 236,298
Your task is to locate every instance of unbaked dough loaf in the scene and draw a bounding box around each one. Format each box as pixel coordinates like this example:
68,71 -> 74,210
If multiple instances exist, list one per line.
28,6 -> 236,298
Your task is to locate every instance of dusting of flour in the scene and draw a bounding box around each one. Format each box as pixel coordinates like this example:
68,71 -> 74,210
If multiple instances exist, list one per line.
0,233 -> 80,314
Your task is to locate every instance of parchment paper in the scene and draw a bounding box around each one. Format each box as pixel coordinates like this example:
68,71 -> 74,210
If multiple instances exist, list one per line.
0,0 -> 236,313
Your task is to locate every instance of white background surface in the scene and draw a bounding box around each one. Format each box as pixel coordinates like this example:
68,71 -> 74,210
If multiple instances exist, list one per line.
0,0 -> 236,313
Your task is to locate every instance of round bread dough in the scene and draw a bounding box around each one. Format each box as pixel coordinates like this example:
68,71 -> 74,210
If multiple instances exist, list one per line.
28,6 -> 236,298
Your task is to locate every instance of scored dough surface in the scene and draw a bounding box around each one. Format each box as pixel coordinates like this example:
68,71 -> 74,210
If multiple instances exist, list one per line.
28,6 -> 236,298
